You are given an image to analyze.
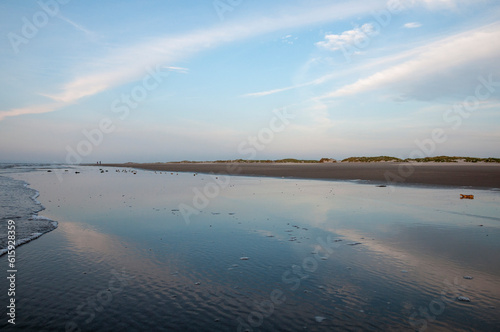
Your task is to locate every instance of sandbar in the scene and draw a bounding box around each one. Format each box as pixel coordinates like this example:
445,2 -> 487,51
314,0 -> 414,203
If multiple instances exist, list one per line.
96,162 -> 500,189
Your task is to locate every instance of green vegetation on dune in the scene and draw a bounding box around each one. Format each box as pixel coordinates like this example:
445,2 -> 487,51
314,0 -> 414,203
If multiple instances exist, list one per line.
276,158 -> 322,163
341,156 -> 403,162
406,156 -> 500,163
214,158 -> 324,163
341,156 -> 500,163
167,156 -> 500,164
407,156 -> 459,162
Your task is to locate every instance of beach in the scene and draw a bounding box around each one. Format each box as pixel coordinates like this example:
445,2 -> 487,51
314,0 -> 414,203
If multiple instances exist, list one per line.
1,164 -> 499,331
99,162 -> 500,189
3,1 -> 500,331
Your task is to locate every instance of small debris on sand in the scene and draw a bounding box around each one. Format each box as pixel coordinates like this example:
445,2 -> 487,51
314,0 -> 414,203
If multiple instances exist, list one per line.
457,296 -> 471,302
463,276 -> 473,280
240,257 -> 250,260
315,316 -> 326,322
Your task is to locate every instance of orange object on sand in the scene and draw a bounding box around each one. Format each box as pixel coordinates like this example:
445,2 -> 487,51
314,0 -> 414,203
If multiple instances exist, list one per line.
460,194 -> 474,199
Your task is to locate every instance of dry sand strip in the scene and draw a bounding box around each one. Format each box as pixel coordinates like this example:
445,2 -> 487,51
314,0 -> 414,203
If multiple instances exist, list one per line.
96,162 -> 500,189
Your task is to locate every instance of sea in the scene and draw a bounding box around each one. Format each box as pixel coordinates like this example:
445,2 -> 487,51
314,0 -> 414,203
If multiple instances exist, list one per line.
0,163 -> 499,331
0,163 -> 59,256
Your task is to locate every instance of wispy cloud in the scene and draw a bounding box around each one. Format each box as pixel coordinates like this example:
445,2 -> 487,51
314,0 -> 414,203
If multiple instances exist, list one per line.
404,22 -> 422,28
242,82 -> 316,97
243,21 -> 485,100
57,14 -> 95,37
408,0 -> 474,10
164,66 -> 189,74
324,22 -> 500,98
242,70 -> 345,98
243,22 -> 388,98
0,1 -> 384,121
0,102 -> 68,121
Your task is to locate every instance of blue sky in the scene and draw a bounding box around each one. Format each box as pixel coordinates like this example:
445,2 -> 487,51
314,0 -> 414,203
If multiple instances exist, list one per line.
1,0 -> 499,163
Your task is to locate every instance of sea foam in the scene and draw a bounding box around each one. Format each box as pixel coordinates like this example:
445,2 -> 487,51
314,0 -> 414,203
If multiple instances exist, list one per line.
0,169 -> 58,256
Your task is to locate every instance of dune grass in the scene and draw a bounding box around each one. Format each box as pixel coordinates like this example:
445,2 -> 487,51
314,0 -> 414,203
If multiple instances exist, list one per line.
167,156 -> 500,164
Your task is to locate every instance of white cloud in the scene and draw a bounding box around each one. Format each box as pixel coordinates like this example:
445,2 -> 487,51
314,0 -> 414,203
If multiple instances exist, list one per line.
242,81 -> 319,97
242,86 -> 298,97
404,22 -> 422,28
242,69 -> 346,98
404,0 -> 468,10
0,102 -> 67,121
281,34 -> 296,45
316,23 -> 377,52
1,1 -> 385,121
325,22 -> 500,98
57,14 -> 94,36
163,66 -> 189,74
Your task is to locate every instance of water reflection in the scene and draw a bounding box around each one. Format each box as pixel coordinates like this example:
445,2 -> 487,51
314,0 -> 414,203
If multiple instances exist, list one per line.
2,167 -> 499,331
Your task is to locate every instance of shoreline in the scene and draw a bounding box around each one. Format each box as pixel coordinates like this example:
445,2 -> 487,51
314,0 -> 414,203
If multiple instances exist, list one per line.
0,174 -> 58,257
92,162 -> 500,189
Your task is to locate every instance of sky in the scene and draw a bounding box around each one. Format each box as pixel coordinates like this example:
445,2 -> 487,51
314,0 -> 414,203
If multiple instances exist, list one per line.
0,0 -> 499,163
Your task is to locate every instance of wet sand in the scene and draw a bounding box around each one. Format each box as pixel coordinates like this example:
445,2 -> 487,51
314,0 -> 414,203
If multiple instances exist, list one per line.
98,162 -> 500,188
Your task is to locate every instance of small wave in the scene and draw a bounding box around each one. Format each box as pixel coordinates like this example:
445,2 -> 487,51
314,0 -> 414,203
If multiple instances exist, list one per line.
29,214 -> 55,221
15,232 -> 43,246
32,191 -> 42,205
0,170 -> 59,256
29,214 -> 59,228
0,216 -> 58,257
